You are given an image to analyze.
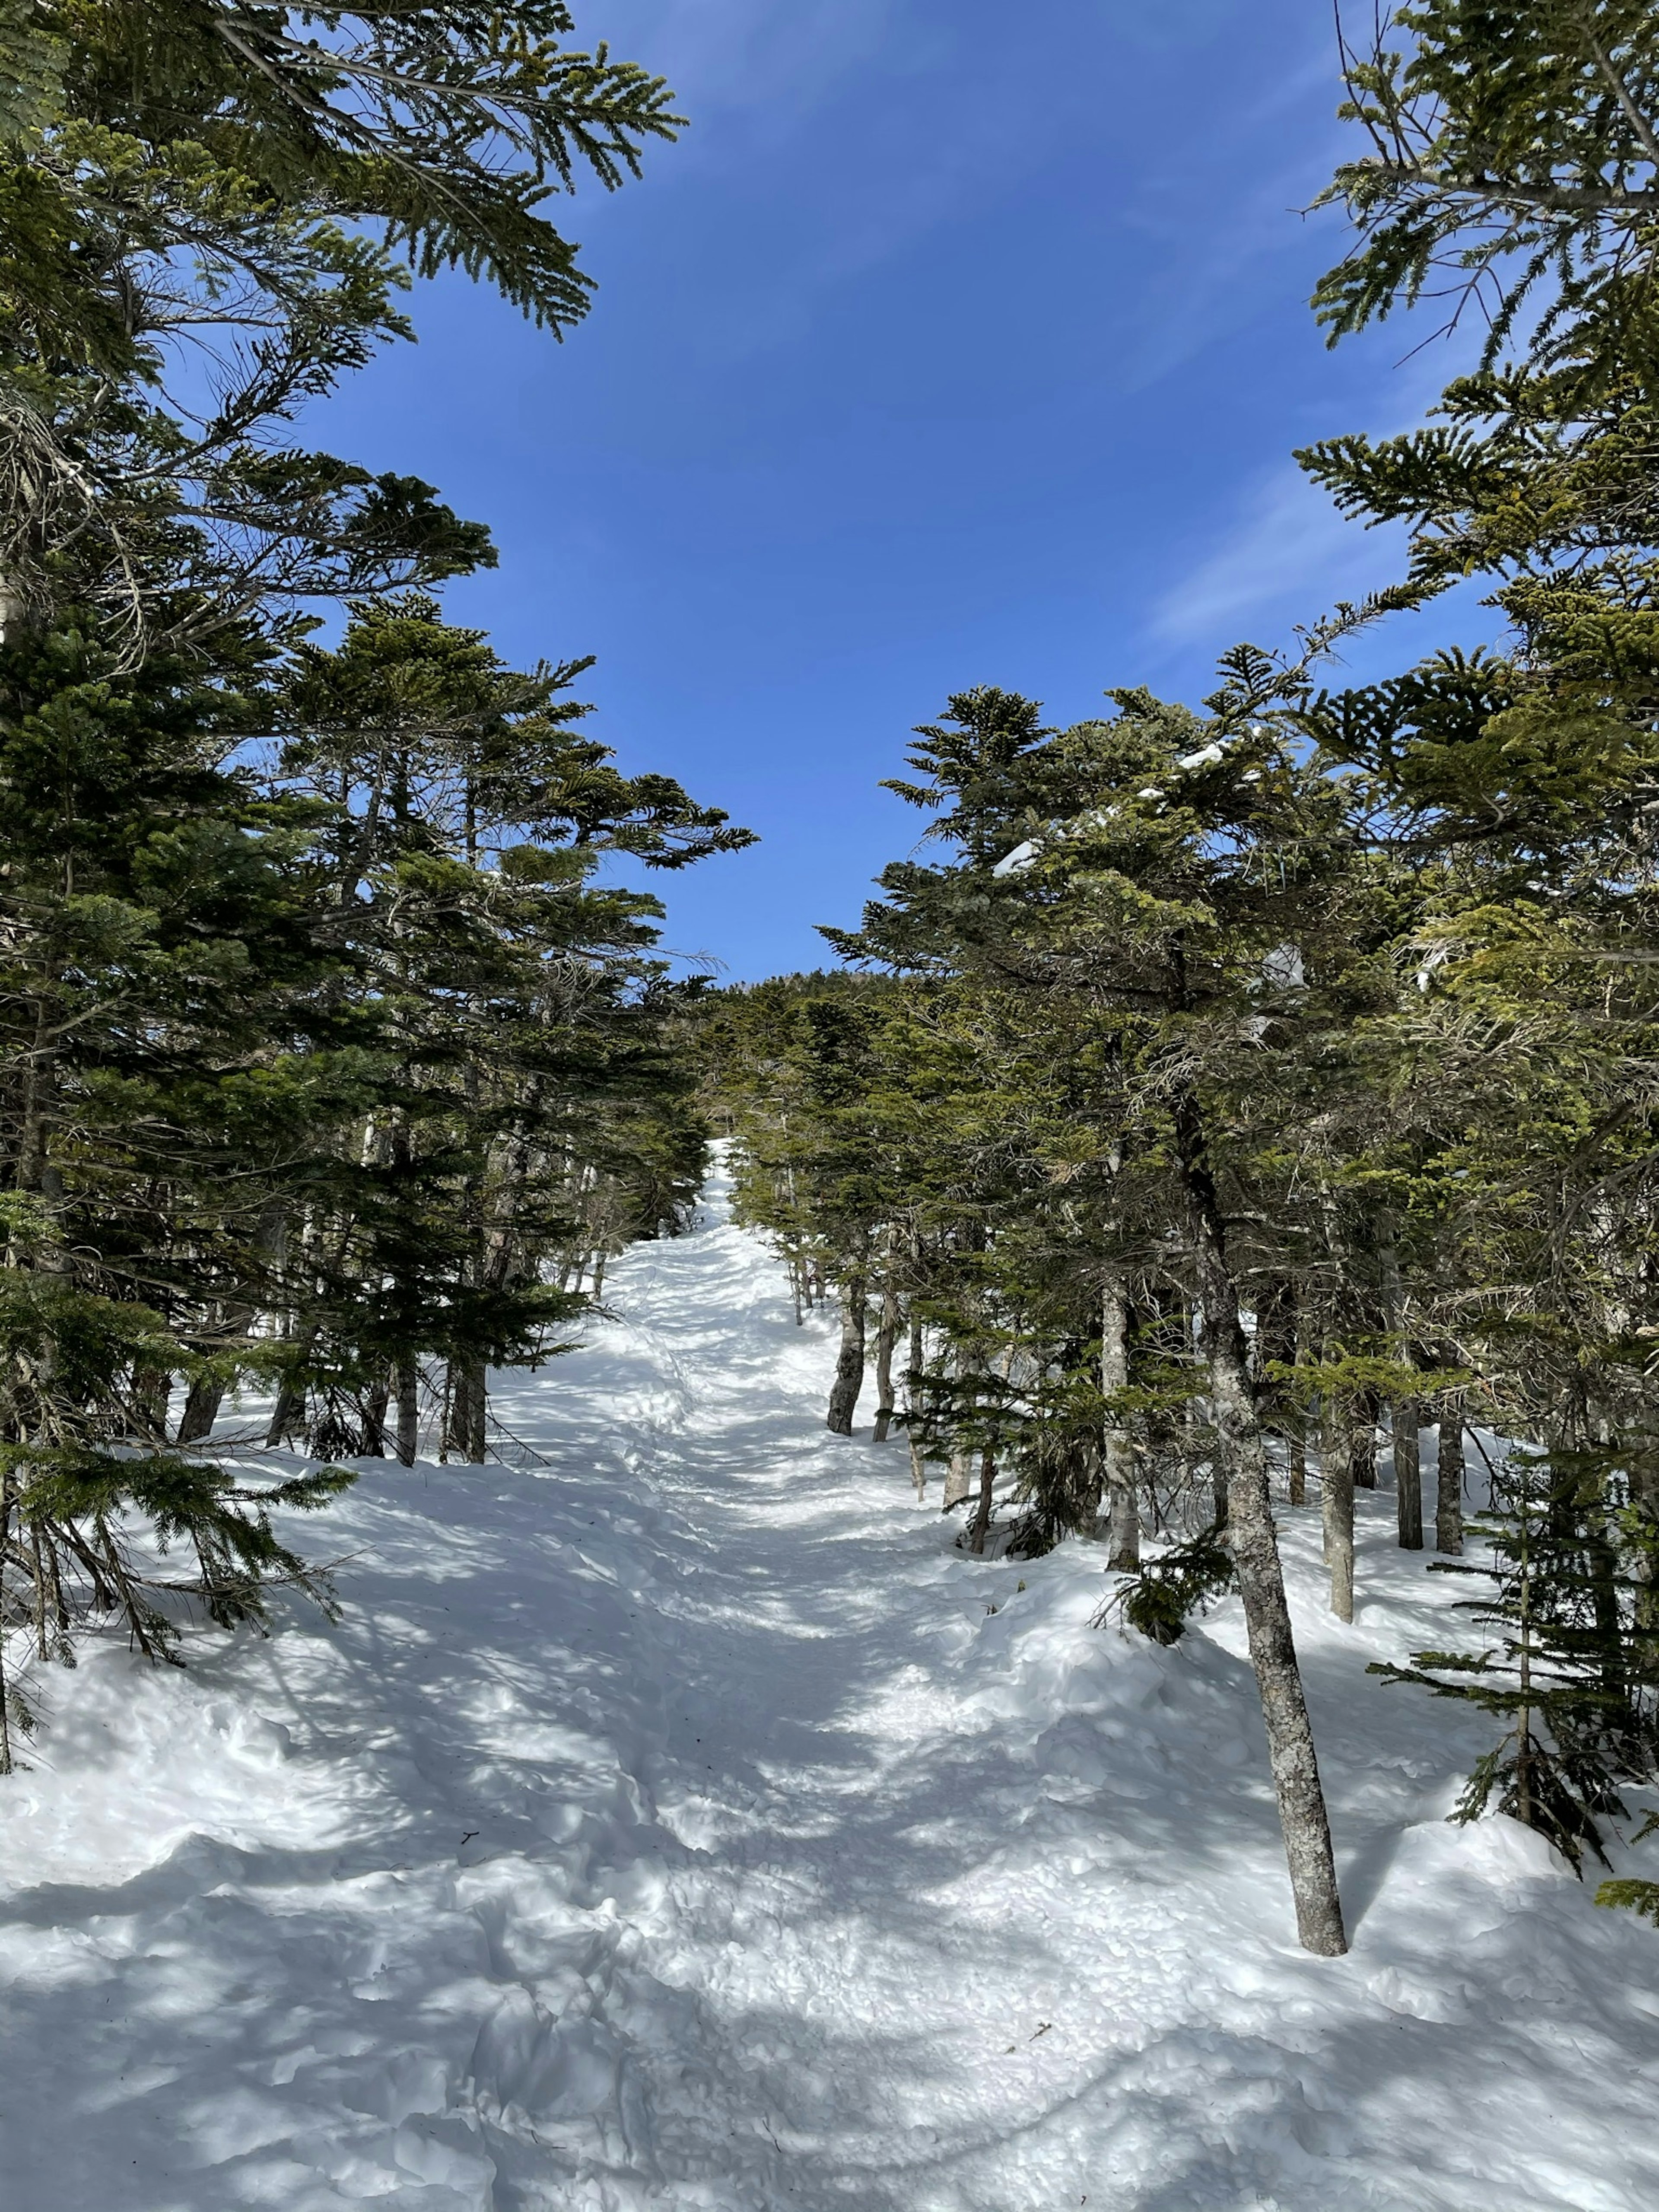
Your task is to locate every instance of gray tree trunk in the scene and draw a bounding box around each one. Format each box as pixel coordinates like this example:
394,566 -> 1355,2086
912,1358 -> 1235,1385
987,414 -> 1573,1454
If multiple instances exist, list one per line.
1436,1416 -> 1465,1555
1324,1399 -> 1356,1623
362,1377 -> 390,1457
395,1354 -> 420,1468
177,1375 -> 225,1446
266,1374 -> 306,1450
906,1313 -> 928,1495
1101,1273 -> 1139,1570
1354,1389 -> 1379,1488
1394,1397 -> 1423,1549
943,1448 -> 973,1510
968,1445 -> 996,1553
446,1354 -> 488,1464
826,1276 -> 867,1434
872,1287 -> 899,1442
1176,1090 -> 1347,1956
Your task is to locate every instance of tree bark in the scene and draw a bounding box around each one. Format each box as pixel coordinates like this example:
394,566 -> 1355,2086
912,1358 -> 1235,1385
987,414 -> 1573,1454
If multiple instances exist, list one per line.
872,1287 -> 899,1443
1324,1398 -> 1356,1623
968,1445 -> 996,1554
395,1353 -> 420,1468
943,1448 -> 972,1510
266,1374 -> 306,1450
445,1353 -> 488,1464
1354,1388 -> 1379,1487
362,1377 -> 390,1458
826,1274 -> 868,1434
1393,1396 -> 1424,1549
907,1313 -> 928,1496
177,1376 -> 224,1445
1435,1414 -> 1465,1555
1174,1087 -> 1347,1956
1101,1272 -> 1139,1570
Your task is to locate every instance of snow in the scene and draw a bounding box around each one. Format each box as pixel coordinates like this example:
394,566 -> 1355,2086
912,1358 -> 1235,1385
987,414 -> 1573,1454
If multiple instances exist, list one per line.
4,1155 -> 1658,2210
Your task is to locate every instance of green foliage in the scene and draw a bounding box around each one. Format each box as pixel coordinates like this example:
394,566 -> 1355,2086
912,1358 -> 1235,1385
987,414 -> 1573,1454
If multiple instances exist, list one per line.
1595,1876 -> 1659,1922
1105,1524 -> 1235,1647
1370,1452 -> 1659,1871
19,3 -> 683,331
1314,3 -> 1659,394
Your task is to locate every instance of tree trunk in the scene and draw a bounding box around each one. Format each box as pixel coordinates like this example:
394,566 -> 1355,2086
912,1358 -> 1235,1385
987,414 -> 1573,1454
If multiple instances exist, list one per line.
1287,1305 -> 1314,1507
395,1354 -> 420,1468
1324,1398 -> 1356,1623
266,1374 -> 306,1450
446,1353 -> 488,1464
362,1377 -> 390,1458
968,1445 -> 996,1554
1435,1414 -> 1465,1555
1175,1087 -> 1346,1956
907,1313 -> 928,1496
1354,1388 -> 1379,1487
1102,1271 -> 1139,1570
177,1375 -> 225,1446
826,1275 -> 867,1435
1394,1397 -> 1423,1549
872,1287 -> 899,1443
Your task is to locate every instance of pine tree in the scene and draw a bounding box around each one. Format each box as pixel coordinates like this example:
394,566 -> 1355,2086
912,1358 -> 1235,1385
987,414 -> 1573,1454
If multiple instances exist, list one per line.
1372,1444 -> 1659,1869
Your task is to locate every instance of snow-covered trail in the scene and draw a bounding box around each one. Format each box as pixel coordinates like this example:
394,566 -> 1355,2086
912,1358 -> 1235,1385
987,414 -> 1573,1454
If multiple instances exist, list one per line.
3,1160 -> 1658,2211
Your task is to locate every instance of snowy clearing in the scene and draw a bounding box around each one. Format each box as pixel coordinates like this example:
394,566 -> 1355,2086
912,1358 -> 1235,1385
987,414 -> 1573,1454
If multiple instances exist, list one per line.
3,1161 -> 1657,2211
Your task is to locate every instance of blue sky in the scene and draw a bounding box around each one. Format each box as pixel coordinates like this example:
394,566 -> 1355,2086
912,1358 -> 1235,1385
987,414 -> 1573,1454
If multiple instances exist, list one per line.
323,0 -> 1486,979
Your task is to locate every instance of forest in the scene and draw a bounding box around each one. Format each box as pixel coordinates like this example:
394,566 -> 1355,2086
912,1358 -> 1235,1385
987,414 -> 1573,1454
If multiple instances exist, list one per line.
3,6 -> 1659,2195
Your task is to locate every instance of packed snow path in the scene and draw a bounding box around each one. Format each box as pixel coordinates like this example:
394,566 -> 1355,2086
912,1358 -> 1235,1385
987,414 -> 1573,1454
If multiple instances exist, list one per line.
3,1160 -> 1658,2211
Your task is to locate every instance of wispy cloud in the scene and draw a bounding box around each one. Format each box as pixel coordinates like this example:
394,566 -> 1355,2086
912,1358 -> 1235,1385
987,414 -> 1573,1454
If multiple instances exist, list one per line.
1147,340 -> 1481,652
583,0 -> 899,124
1148,463 -> 1408,646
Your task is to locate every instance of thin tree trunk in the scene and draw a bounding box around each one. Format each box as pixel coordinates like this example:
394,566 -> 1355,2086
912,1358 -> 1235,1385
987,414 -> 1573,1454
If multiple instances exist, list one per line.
1394,1396 -> 1424,1549
1101,1271 -> 1139,1570
826,1274 -> 867,1435
445,1354 -> 488,1464
177,1376 -> 225,1446
1436,1414 -> 1465,1555
1324,1398 -> 1356,1623
872,1287 -> 899,1443
1352,1388 -> 1378,1487
1175,1087 -> 1346,1956
968,1445 -> 996,1554
1287,1305 -> 1313,1507
0,1471 -> 15,1773
362,1377 -> 390,1458
395,1354 -> 419,1468
907,1312 -> 927,1496
266,1373 -> 307,1450
943,1446 -> 973,1510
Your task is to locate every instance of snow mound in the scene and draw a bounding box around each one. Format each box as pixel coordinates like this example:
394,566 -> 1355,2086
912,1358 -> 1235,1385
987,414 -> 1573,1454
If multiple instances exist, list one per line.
3,1156 -> 1656,2210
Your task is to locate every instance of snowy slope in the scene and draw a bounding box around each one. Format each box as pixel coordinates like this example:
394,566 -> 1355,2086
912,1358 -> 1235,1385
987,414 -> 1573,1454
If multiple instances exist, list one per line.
3,1156 -> 1658,2212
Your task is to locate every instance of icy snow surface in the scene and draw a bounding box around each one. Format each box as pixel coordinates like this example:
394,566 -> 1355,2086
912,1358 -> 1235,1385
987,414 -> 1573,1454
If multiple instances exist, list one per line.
3,1156 -> 1658,2210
